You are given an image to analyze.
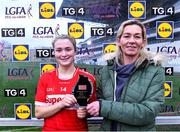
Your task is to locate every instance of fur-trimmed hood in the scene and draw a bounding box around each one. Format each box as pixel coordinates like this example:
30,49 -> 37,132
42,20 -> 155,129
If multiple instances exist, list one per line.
102,49 -> 166,68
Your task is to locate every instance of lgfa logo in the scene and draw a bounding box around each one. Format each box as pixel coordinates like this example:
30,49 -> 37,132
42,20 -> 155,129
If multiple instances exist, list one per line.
13,45 -> 29,61
40,63 -> 57,75
39,2 -> 55,19
156,21 -> 174,39
15,103 -> 32,120
68,23 -> 84,39
128,1 -> 146,19
164,81 -> 173,98
103,44 -> 117,54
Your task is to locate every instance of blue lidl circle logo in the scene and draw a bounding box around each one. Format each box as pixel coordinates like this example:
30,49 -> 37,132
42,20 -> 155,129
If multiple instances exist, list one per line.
103,44 -> 117,54
39,2 -> 56,19
40,63 -> 57,74
13,45 -> 29,61
68,23 -> 84,39
15,103 -> 31,120
156,21 -> 174,39
164,81 -> 172,98
128,1 -> 146,19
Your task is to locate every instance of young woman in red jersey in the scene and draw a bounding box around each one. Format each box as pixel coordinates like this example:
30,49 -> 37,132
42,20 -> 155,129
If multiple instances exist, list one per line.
35,34 -> 96,131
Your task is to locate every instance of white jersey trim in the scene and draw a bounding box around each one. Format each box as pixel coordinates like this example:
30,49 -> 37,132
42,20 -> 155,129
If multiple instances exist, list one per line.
35,101 -> 48,106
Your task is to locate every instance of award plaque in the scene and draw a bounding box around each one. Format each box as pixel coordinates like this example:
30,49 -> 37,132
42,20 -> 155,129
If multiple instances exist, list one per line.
72,75 -> 93,107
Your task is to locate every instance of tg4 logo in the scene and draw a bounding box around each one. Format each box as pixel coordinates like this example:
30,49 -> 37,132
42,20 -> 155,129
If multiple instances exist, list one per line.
152,6 -> 174,15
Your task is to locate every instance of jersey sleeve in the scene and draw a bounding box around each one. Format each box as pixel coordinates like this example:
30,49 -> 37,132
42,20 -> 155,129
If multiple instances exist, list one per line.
35,74 -> 47,106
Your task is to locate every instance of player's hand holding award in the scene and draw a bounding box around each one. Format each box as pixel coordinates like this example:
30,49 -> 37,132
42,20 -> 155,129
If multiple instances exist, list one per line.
73,75 -> 93,119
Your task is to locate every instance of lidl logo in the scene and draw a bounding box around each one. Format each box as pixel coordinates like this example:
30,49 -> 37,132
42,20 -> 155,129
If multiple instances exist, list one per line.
156,21 -> 174,39
39,2 -> 56,19
164,81 -> 173,98
103,44 -> 117,54
13,45 -> 29,61
128,1 -> 146,19
40,63 -> 57,74
15,103 -> 32,120
68,23 -> 84,39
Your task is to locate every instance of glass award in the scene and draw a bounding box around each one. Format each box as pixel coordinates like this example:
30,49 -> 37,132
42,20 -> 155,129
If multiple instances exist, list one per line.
72,75 -> 93,107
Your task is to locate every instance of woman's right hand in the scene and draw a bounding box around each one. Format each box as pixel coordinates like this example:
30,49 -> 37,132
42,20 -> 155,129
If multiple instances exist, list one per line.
87,101 -> 100,116
60,94 -> 77,107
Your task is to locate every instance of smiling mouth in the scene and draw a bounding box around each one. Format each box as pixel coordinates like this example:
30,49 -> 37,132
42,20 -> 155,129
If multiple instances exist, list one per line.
60,59 -> 68,61
126,46 -> 137,49
60,57 -> 70,61
126,45 -> 137,47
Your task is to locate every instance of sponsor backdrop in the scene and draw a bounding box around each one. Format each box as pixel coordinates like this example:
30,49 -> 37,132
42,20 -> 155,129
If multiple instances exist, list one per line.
0,0 -> 180,127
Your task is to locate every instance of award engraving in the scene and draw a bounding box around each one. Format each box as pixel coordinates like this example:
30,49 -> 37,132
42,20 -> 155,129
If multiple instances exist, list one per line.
73,75 -> 93,106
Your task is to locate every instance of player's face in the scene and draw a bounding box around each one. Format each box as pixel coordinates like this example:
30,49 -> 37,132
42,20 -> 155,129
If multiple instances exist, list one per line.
117,24 -> 145,60
54,39 -> 76,67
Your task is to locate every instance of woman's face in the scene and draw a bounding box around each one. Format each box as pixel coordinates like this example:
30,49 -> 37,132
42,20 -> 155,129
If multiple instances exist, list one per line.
117,24 -> 145,59
54,39 -> 76,68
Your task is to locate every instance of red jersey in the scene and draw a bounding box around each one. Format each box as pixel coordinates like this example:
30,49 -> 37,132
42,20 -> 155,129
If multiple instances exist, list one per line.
35,67 -> 96,131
